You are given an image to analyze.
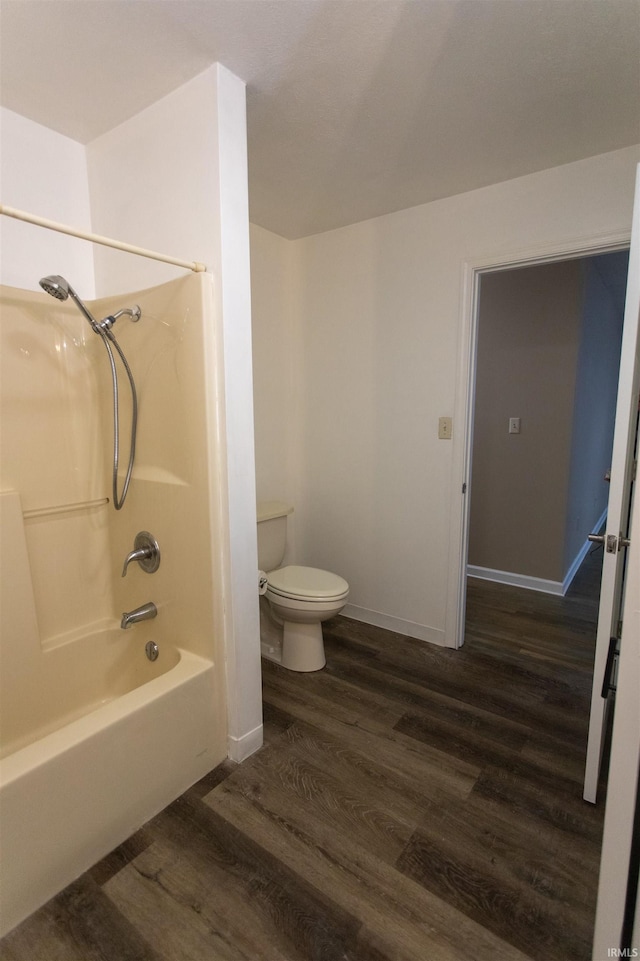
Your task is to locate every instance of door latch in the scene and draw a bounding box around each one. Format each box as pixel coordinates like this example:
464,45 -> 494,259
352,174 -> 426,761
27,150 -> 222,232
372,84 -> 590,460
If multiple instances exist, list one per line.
587,532 -> 619,553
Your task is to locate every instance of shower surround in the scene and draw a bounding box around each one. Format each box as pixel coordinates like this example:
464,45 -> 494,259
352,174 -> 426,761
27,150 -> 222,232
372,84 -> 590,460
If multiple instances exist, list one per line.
0,274 -> 228,935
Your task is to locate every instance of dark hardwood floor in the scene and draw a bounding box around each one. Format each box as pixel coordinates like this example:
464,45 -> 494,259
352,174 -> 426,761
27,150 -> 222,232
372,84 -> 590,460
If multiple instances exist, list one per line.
1,548 -> 608,961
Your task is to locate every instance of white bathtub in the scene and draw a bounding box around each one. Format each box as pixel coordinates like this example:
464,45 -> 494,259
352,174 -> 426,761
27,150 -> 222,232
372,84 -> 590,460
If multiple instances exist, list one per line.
0,624 -> 182,759
0,643 -> 220,937
0,282 -> 234,937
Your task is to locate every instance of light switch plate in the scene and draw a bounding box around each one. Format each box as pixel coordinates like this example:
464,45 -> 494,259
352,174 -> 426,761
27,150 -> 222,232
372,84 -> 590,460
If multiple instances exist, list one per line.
439,416 -> 452,440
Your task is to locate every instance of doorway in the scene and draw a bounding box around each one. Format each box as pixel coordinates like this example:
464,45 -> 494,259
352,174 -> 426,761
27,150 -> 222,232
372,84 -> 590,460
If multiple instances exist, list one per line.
467,252 -> 628,601
452,241 -> 631,653
460,250 -> 629,799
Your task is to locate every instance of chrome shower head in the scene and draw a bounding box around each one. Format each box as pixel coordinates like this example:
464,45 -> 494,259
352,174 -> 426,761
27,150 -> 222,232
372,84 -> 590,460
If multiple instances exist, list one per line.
39,274 -> 99,330
39,275 -> 70,301
39,274 -> 142,333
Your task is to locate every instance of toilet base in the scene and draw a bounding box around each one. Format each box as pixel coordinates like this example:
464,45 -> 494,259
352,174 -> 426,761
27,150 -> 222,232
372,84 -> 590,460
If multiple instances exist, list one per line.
281,620 -> 326,672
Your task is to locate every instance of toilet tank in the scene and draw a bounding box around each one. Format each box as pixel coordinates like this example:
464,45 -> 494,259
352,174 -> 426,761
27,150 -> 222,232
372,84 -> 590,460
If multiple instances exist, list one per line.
256,501 -> 293,572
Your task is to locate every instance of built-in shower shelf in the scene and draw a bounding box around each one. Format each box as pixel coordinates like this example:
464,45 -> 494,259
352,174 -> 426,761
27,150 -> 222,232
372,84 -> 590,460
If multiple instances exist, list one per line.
131,466 -> 188,486
23,497 -> 109,520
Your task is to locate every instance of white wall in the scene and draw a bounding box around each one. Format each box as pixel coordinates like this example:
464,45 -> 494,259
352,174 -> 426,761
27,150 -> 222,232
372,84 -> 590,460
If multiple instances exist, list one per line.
86,65 -> 262,761
250,224 -> 294,501
251,145 -> 640,646
86,71 -> 215,295
0,107 -> 94,294
249,223 -> 301,562
214,65 -> 263,760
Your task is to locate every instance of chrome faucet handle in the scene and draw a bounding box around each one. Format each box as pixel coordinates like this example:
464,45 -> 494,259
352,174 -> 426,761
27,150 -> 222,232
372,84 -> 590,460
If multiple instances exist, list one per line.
122,531 -> 160,577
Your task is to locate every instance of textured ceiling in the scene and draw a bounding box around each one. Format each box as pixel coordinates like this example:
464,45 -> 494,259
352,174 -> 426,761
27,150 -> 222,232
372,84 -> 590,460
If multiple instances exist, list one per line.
1,0 -> 639,239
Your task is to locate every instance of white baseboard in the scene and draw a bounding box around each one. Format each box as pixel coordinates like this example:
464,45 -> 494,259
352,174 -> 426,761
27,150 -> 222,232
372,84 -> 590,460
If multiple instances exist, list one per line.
260,641 -> 282,664
341,604 -> 446,647
562,540 -> 591,595
467,566 -> 565,596
468,508 -> 607,598
562,508 -> 607,594
227,723 -> 263,763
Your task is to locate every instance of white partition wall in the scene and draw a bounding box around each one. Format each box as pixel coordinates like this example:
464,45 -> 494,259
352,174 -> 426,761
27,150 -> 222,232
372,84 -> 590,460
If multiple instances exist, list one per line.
0,107 -> 95,293
3,65 -> 263,766
86,64 -> 262,761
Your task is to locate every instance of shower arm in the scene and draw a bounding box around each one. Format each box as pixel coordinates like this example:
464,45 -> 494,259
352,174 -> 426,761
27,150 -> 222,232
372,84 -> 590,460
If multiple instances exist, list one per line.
99,306 -> 141,331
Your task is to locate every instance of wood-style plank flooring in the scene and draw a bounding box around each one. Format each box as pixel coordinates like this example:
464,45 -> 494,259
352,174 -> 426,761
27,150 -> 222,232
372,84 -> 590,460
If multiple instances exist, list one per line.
1,548 -> 607,961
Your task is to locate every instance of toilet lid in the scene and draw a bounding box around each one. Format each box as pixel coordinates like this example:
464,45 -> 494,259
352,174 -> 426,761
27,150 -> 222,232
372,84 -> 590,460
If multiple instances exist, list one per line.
267,565 -> 349,600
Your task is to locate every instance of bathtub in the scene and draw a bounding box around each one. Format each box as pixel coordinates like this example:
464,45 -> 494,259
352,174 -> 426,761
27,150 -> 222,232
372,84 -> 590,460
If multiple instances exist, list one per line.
0,280 -> 234,937
1,623 -> 182,759
0,640 -> 220,937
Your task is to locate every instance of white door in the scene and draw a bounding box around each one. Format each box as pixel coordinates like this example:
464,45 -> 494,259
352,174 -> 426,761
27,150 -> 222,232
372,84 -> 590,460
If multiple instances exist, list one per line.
591,456 -> 640,956
583,163 -> 640,804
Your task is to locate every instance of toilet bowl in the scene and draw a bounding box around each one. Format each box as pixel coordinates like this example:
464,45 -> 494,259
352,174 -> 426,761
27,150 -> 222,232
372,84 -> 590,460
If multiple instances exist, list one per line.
266,565 -> 349,671
257,502 -> 349,672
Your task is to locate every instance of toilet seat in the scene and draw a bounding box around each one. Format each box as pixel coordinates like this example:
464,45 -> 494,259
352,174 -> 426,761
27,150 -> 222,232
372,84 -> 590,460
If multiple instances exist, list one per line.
267,565 -> 349,602
262,564 -> 350,673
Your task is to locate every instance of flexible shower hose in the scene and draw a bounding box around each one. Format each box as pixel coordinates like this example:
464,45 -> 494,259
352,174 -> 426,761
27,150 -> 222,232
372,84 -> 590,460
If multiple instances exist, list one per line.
96,327 -> 137,510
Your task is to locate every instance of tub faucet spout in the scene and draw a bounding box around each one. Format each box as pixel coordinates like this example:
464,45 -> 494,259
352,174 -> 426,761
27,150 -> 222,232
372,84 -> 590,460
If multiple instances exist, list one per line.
121,602 -> 157,630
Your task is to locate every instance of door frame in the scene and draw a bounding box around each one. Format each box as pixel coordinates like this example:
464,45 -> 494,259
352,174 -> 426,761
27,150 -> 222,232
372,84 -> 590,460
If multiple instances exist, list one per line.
447,230 -> 631,650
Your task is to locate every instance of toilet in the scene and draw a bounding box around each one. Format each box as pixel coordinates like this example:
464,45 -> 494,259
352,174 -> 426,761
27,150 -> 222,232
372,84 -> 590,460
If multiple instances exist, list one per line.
257,501 -> 349,672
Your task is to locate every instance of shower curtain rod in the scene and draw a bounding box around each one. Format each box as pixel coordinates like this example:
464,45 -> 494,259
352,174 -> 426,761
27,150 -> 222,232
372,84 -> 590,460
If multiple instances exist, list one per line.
0,204 -> 207,273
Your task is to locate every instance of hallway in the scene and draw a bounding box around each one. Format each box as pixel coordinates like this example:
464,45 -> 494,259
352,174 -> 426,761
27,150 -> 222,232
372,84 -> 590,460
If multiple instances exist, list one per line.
1,550 -> 606,961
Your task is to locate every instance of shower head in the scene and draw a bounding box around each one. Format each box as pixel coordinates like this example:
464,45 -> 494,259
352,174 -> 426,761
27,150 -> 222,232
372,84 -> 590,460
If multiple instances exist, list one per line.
39,274 -> 99,330
39,275 -> 69,300
39,274 -> 142,333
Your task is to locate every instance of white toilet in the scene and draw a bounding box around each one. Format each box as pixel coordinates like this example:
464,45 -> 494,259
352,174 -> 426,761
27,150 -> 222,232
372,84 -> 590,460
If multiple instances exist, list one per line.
257,501 -> 349,672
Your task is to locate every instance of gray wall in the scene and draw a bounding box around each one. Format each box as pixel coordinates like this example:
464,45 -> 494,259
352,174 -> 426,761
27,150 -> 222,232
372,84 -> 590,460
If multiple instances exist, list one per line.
564,252 -> 628,573
469,252 -> 626,585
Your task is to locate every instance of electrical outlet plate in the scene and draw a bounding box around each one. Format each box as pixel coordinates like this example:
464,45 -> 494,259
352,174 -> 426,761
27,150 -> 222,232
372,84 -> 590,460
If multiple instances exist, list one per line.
439,416 -> 452,440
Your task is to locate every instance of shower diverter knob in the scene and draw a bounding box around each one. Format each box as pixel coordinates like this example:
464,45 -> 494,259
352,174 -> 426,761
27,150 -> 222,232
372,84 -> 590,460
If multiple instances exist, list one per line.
121,531 -> 161,577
